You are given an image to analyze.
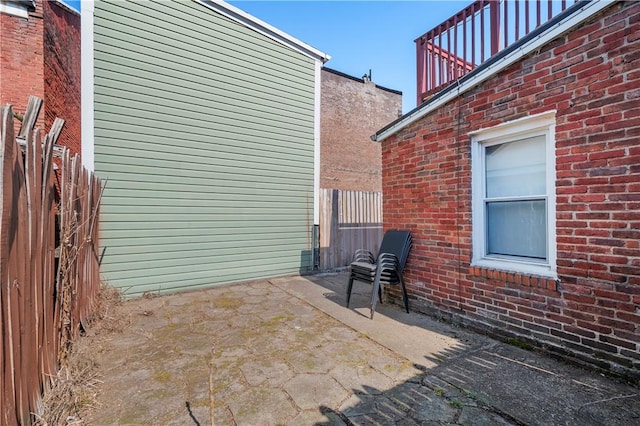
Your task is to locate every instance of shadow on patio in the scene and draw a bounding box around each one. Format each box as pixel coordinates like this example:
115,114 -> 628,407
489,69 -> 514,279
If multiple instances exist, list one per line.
274,272 -> 640,425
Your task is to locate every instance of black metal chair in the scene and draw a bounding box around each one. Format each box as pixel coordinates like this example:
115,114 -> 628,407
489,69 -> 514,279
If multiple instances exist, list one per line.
346,230 -> 412,318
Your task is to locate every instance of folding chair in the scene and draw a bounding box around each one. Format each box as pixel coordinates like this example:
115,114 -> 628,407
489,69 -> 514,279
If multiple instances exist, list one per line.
346,230 -> 412,318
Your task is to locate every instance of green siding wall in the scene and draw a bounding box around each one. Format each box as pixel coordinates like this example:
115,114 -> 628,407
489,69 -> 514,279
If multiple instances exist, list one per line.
93,0 -> 317,296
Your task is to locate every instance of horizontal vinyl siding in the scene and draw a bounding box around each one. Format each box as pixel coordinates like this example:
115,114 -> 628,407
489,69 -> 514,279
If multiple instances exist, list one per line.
94,0 -> 317,296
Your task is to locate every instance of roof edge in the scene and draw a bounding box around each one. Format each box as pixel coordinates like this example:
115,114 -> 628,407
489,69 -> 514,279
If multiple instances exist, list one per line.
194,0 -> 331,64
372,0 -> 616,143
322,67 -> 402,95
53,0 -> 80,16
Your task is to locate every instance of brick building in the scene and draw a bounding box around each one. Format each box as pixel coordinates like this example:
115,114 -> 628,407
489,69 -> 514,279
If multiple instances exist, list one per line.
373,0 -> 639,380
0,0 -> 81,154
320,67 -> 401,192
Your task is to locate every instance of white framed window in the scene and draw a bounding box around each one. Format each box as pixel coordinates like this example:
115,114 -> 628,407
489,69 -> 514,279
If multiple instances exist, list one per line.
471,111 -> 557,278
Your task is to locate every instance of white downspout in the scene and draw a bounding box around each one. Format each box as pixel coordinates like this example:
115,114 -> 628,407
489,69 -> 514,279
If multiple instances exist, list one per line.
313,60 -> 321,226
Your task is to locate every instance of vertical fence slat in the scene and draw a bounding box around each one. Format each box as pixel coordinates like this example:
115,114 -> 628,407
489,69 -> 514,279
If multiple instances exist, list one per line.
319,189 -> 383,271
41,134 -> 56,386
0,101 -> 103,425
1,104 -> 19,426
14,123 -> 29,426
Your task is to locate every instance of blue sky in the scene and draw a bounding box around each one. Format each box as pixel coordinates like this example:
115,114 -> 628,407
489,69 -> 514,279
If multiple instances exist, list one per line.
228,1 -> 467,113
65,0 -> 468,113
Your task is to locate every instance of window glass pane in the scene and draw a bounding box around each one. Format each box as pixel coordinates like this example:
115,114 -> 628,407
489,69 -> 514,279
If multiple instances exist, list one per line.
486,136 -> 546,198
487,200 -> 546,259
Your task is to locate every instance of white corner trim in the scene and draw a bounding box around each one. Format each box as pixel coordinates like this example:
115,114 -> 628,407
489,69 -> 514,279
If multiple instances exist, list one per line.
0,1 -> 30,18
374,0 -> 614,143
194,0 -> 330,64
313,61 -> 321,225
81,0 -> 95,172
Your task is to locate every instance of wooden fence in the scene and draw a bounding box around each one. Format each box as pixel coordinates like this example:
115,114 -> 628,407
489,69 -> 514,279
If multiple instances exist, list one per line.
319,188 -> 383,271
0,100 -> 103,425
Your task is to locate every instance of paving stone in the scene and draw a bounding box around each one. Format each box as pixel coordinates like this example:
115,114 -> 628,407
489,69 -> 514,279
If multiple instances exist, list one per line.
181,402 -> 210,426
341,394 -> 409,423
421,375 -> 468,400
285,302 -> 317,317
242,294 -> 265,304
458,407 -> 517,425
386,382 -> 438,414
189,318 -> 229,335
287,408 -> 347,426
256,304 -> 288,321
237,303 -> 261,314
321,340 -> 381,368
394,419 -> 433,426
103,332 -> 149,351
211,366 -> 248,403
575,396 -> 640,426
323,325 -> 362,342
284,348 -> 336,373
408,389 -> 460,423
339,394 -> 379,417
228,387 -> 298,425
349,412 -> 407,425
172,333 -> 217,356
239,359 -> 294,386
368,353 -> 422,382
212,345 -> 248,364
330,363 -> 395,395
246,285 -> 270,296
266,287 -> 291,300
284,373 -> 350,410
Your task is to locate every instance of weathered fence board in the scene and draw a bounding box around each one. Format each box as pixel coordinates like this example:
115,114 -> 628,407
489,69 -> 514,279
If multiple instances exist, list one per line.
319,188 -> 382,271
0,101 -> 102,426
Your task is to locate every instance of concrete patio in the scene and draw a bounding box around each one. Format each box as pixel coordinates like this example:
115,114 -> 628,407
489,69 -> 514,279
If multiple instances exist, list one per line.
85,272 -> 640,425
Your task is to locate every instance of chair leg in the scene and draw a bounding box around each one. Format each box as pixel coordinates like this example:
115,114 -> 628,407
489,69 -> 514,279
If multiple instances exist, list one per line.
370,270 -> 383,319
346,274 -> 355,308
399,274 -> 409,313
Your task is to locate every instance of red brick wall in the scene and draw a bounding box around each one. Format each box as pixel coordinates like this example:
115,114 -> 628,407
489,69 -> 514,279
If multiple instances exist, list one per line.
382,1 -> 639,379
321,68 -> 401,192
0,0 -> 80,155
0,0 -> 44,130
44,0 -> 81,156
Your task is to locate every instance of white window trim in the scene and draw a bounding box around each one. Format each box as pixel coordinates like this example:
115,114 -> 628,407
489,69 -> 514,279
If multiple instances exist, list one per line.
470,111 -> 557,278
0,1 -> 30,18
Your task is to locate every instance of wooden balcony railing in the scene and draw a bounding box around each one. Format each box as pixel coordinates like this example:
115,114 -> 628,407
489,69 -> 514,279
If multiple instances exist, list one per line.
415,0 -> 580,104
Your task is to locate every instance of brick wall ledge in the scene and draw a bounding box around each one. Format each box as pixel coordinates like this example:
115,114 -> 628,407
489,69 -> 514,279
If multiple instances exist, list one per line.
469,266 -> 559,291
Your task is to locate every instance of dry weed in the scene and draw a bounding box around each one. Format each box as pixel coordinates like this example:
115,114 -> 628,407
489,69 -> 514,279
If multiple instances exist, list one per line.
34,282 -> 127,425
34,350 -> 101,425
88,282 -> 130,335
